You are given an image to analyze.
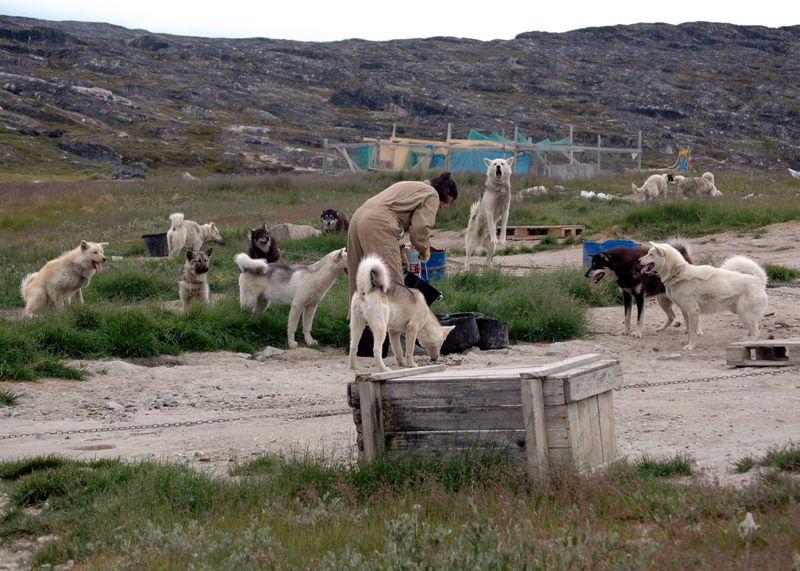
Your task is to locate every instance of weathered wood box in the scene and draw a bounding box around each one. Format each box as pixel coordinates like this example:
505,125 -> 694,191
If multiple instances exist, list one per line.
726,338 -> 800,367
347,354 -> 622,479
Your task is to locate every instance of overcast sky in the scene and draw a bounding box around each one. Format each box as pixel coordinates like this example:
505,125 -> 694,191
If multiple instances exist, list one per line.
2,0 -> 797,42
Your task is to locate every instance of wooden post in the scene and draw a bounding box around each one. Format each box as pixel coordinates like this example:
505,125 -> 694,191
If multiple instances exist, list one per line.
358,380 -> 384,461
445,123 -> 452,171
322,138 -> 328,175
597,134 -> 602,172
521,377 -> 548,481
569,125 -> 574,165
637,130 -> 642,170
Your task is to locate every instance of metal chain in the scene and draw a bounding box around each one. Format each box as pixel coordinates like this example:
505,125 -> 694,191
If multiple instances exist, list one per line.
0,407 -> 352,441
618,365 -> 800,391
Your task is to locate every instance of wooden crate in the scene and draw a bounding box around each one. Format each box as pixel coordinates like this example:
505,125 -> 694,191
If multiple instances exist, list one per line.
347,354 -> 622,479
497,225 -> 585,240
726,338 -> 800,367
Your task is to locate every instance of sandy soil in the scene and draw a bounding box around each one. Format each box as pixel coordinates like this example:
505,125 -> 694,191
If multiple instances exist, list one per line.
2,222 -> 800,491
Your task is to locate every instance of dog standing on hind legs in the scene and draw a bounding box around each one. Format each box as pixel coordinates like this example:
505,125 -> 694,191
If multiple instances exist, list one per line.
348,254 -> 455,372
464,156 -> 514,270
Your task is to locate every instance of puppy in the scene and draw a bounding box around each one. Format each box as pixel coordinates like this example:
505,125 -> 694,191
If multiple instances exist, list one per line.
639,243 -> 767,350
348,254 -> 454,372
21,240 -> 108,316
320,209 -> 349,233
235,248 -> 347,349
464,156 -> 514,270
179,248 -> 212,309
248,224 -> 281,263
167,213 -> 223,257
631,173 -> 673,201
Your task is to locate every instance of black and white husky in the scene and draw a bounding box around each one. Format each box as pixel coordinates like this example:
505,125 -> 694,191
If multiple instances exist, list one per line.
584,238 -> 693,338
235,248 -> 347,349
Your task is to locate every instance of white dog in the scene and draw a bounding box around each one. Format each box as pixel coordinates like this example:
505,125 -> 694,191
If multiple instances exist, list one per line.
464,156 -> 514,270
20,240 -> 108,316
348,254 -> 454,372
674,172 -> 723,199
631,173 -> 673,201
167,213 -> 223,258
235,248 -> 347,349
639,242 -> 767,351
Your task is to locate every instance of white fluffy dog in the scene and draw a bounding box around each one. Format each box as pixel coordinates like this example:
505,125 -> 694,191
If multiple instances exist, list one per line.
235,248 -> 347,349
639,242 -> 767,351
674,172 -> 723,199
20,240 -> 108,316
464,156 -> 514,270
167,213 -> 223,258
348,254 -> 454,372
631,173 -> 672,201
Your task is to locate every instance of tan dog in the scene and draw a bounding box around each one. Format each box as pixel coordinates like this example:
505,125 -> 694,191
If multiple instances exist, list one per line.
348,254 -> 454,372
179,248 -> 212,309
20,240 -> 108,316
167,213 -> 223,257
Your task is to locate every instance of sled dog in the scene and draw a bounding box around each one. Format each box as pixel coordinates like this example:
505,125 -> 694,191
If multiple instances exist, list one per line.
631,173 -> 673,201
464,156 -> 514,270
348,254 -> 454,372
639,242 -> 767,350
248,224 -> 281,263
320,209 -> 349,233
20,240 -> 108,316
179,248 -> 213,309
167,213 -> 223,257
235,248 -> 347,349
585,238 -> 692,338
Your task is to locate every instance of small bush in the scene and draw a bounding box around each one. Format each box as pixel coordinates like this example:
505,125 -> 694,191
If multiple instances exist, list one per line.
0,388 -> 19,406
765,263 -> 800,284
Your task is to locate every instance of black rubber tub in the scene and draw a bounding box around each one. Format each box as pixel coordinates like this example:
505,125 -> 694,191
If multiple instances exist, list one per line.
356,326 -> 389,358
404,271 -> 442,306
435,312 -> 482,355
476,316 -> 510,350
142,232 -> 168,257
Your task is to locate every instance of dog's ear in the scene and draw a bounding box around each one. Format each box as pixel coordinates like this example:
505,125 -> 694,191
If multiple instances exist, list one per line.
98,242 -> 109,248
206,248 -> 213,257
186,249 -> 194,260
483,157 -> 492,167
648,242 -> 661,254
441,325 -> 456,339
80,240 -> 89,250
506,156 -> 515,166
248,229 -> 254,240
262,223 -> 268,231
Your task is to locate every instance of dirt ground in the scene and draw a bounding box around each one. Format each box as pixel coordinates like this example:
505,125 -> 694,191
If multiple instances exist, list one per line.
2,222 -> 800,496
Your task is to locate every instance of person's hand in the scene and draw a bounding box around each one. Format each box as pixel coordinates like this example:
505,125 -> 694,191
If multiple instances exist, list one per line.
419,247 -> 431,262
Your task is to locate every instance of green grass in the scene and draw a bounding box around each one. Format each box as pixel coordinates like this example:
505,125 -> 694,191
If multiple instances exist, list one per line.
0,451 -> 798,569
735,443 -> 800,474
0,388 -> 19,406
765,263 -> 800,284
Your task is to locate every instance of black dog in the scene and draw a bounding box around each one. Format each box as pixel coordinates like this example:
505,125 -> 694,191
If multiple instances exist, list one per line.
248,224 -> 281,263
584,239 -> 692,338
320,209 -> 349,233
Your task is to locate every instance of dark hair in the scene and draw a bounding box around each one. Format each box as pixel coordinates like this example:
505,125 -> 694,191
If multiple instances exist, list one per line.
430,171 -> 458,202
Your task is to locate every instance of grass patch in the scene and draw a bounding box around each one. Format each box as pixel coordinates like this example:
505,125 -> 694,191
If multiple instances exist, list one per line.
765,263 -> 800,284
735,443 -> 800,474
1,451 -> 799,569
0,388 -> 19,406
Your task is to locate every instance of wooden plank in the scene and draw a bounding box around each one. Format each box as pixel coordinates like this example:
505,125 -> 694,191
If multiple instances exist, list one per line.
519,354 -> 602,380
385,430 -> 527,455
545,428 -> 570,448
728,338 -> 800,347
385,405 -> 524,432
521,378 -> 549,480
567,397 -> 603,472
726,339 -> 800,366
359,381 -> 384,462
356,364 -> 446,382
557,361 -> 622,403
596,390 -> 617,463
380,378 -> 523,407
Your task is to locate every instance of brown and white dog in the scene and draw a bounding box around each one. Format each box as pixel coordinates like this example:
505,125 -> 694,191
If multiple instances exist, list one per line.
179,248 -> 213,309
20,240 -> 108,316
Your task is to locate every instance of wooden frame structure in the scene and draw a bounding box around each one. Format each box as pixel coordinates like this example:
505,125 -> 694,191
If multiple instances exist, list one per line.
347,354 -> 622,480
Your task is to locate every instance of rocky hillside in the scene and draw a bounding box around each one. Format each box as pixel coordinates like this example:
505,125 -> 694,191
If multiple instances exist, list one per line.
1,15 -> 799,178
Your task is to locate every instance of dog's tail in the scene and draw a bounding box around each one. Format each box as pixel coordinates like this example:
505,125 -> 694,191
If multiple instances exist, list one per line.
720,255 -> 768,287
234,253 -> 269,276
356,254 -> 390,295
702,172 -> 715,184
169,212 -> 184,230
666,236 -> 693,264
19,272 -> 38,302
